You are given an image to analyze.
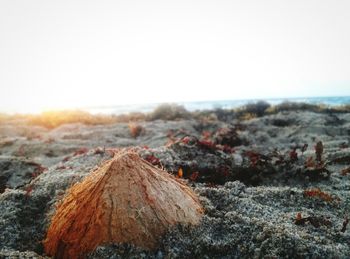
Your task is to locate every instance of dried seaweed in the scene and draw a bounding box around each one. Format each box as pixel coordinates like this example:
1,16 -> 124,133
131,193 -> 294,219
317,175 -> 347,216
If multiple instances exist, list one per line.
303,188 -> 338,202
295,213 -> 332,228
341,167 -> 350,176
128,123 -> 144,138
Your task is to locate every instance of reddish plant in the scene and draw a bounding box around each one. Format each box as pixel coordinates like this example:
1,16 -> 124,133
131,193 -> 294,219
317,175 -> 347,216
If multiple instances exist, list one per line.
31,165 -> 47,178
245,151 -> 261,167
216,144 -> 235,154
303,188 -> 336,202
198,140 -> 217,150
189,172 -> 199,181
341,167 -> 350,176
181,136 -> 192,145
295,212 -> 303,225
219,166 -> 230,177
315,141 -> 323,162
305,156 -> 316,168
62,156 -> 71,162
295,212 -> 332,228
289,148 -> 298,161
201,130 -> 212,140
73,148 -> 89,156
144,155 -> 161,167
128,123 -> 144,138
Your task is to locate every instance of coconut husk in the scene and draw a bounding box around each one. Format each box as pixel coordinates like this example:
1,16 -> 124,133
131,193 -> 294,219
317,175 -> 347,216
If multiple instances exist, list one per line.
44,151 -> 203,258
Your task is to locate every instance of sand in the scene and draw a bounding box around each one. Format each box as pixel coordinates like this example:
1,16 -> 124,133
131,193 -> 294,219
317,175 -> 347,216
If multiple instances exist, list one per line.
0,107 -> 349,258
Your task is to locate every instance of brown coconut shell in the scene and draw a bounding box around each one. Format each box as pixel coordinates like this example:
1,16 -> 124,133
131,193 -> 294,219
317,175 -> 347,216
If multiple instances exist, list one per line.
44,151 -> 203,259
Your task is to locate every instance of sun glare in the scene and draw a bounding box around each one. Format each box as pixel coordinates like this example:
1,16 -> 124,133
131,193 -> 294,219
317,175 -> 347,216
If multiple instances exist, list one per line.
0,1 -> 349,113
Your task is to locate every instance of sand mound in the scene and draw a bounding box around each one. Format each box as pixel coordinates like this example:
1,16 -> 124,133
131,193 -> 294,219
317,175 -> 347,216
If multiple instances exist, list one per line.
44,151 -> 203,258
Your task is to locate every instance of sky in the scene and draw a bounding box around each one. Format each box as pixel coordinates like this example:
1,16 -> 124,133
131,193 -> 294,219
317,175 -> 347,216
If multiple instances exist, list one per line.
0,0 -> 350,113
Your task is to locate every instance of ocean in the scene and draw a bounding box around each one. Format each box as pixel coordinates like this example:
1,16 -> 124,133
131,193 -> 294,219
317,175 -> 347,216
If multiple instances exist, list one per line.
85,96 -> 350,115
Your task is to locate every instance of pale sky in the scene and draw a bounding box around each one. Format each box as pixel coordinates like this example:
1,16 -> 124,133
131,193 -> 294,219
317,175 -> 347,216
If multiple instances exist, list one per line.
0,0 -> 350,113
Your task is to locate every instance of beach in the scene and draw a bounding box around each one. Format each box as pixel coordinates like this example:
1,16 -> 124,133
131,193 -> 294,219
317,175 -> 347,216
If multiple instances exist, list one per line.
0,102 -> 349,258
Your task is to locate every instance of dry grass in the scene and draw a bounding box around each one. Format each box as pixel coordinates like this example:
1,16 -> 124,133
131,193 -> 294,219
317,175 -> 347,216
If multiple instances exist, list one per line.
28,110 -> 119,129
1,110 -> 146,129
116,112 -> 146,122
1,101 -> 350,128
0,113 -> 9,122
0,113 -> 27,124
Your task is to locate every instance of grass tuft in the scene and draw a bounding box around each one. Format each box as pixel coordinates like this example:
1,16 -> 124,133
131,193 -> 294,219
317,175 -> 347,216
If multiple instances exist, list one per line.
28,110 -> 119,129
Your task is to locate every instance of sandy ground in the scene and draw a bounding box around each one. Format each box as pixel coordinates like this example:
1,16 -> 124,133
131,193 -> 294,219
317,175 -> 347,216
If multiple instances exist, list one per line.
0,109 -> 349,258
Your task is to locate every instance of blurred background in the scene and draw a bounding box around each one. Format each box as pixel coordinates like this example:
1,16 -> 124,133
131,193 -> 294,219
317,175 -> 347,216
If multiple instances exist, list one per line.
0,0 -> 349,114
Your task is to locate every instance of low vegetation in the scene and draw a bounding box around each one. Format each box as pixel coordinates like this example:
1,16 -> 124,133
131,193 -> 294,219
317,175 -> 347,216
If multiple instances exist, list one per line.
1,101 -> 350,129
128,123 -> 145,138
266,101 -> 350,114
238,100 -> 271,118
146,103 -> 191,121
28,110 -> 119,129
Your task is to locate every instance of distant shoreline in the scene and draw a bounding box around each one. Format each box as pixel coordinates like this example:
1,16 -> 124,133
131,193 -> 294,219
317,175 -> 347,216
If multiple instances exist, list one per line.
1,96 -> 350,115
2,97 -> 350,116
84,96 -> 350,115
1,101 -> 350,130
